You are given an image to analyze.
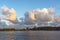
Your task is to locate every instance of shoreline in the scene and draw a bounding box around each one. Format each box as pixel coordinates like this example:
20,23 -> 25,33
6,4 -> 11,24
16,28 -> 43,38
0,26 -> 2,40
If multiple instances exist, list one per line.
0,30 -> 60,32
0,27 -> 60,31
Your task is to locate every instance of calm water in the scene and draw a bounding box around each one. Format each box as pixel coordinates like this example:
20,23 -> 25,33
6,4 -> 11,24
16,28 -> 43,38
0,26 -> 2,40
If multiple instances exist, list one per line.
0,31 -> 60,40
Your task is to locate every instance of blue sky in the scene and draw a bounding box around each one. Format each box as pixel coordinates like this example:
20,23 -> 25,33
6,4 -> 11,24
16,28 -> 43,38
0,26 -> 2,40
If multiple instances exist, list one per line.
0,0 -> 60,18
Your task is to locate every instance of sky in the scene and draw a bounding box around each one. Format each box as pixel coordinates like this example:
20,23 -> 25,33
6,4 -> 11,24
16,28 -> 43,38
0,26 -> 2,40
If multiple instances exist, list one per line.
0,0 -> 60,28
0,0 -> 60,19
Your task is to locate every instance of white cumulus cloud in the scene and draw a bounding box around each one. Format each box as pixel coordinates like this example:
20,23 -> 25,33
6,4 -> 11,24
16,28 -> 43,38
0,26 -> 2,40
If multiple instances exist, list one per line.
24,8 -> 55,25
1,5 -> 16,21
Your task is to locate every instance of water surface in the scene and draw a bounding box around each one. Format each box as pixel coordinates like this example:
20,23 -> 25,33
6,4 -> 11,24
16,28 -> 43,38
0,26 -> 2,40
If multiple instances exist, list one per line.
0,31 -> 60,40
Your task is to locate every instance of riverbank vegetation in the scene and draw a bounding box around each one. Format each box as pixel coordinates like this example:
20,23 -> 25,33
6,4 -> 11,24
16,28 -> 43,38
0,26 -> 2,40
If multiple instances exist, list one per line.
0,26 -> 60,31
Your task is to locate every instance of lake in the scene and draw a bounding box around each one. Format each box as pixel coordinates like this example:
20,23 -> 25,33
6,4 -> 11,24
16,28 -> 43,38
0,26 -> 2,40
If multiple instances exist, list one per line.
0,31 -> 60,40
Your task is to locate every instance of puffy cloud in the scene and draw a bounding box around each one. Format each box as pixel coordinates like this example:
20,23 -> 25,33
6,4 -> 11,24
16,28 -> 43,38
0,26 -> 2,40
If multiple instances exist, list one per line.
1,5 -> 18,25
54,16 -> 60,23
6,8 -> 16,21
24,8 -> 55,25
0,5 -> 60,27
1,5 -> 16,21
24,11 -> 36,25
1,5 -> 9,16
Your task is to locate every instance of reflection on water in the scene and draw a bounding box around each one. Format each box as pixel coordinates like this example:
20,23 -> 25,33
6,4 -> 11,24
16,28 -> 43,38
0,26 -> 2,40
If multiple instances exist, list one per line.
0,31 -> 60,40
0,32 -> 14,40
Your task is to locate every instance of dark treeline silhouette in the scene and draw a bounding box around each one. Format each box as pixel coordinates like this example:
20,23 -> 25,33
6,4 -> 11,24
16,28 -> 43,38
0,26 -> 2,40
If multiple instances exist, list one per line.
24,26 -> 60,31
0,26 -> 60,31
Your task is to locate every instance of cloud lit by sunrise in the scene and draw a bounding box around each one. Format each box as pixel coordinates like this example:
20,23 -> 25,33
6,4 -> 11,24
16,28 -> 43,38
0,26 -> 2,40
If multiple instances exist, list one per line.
0,5 -> 17,25
1,5 -> 16,21
24,8 -> 55,24
0,5 -> 60,26
6,8 -> 16,21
